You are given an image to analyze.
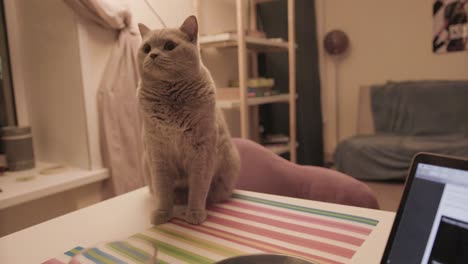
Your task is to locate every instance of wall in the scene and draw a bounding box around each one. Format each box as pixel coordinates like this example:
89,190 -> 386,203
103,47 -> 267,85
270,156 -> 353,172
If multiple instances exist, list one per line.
10,0 -> 91,168
316,0 -> 468,157
128,0 -> 193,29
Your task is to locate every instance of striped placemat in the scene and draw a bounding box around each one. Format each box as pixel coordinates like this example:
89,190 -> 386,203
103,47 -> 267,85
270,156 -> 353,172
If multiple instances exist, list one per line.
44,194 -> 378,264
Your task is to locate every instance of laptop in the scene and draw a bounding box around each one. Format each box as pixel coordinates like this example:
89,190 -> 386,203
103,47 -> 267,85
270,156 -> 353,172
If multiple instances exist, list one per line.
381,153 -> 468,264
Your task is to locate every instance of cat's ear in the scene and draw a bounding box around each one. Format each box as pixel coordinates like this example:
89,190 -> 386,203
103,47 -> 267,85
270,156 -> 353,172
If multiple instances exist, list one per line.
138,23 -> 151,37
180,15 -> 198,43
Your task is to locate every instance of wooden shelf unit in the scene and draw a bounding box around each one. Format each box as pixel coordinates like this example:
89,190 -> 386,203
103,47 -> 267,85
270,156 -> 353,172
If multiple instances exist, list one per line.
194,0 -> 297,162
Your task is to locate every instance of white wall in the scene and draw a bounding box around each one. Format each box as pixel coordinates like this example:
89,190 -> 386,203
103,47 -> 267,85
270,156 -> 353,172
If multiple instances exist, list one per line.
10,0 -> 91,168
316,0 -> 468,157
128,0 -> 194,29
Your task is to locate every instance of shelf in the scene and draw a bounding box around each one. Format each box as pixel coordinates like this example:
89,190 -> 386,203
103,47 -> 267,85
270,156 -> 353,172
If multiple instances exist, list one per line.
265,144 -> 291,155
264,142 -> 298,155
217,93 -> 293,109
199,33 -> 290,52
254,0 -> 280,3
0,162 -> 109,209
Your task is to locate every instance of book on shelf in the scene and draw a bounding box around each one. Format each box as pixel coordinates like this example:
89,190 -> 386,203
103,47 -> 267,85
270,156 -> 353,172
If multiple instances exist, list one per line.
217,88 -> 280,101
229,78 -> 275,88
261,134 -> 290,145
250,89 -> 280,97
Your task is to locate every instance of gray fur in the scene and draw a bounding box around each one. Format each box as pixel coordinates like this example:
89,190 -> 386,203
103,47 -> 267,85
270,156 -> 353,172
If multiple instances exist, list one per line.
137,16 -> 240,225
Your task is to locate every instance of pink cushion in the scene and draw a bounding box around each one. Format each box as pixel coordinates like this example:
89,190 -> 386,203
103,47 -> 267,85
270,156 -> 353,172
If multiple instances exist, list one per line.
233,138 -> 379,209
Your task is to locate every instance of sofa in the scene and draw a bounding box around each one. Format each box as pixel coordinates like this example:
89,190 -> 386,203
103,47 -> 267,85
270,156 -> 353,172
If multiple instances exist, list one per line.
335,80 -> 468,181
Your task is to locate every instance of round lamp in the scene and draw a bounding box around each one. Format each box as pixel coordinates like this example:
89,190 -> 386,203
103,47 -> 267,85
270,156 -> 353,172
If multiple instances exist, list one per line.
324,30 -> 349,56
323,30 -> 350,147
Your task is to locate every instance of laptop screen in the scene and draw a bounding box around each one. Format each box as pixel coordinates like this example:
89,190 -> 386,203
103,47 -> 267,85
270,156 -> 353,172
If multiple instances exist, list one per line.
385,162 -> 468,263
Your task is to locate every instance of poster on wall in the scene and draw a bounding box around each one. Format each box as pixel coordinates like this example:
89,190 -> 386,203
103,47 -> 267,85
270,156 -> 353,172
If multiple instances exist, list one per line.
433,0 -> 468,53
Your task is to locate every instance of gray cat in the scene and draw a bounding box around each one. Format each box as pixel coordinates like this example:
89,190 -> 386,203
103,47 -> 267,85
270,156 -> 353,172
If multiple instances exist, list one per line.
137,16 -> 240,225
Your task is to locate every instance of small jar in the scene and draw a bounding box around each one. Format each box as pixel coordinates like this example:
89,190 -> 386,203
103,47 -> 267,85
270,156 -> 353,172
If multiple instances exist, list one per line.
0,126 -> 35,171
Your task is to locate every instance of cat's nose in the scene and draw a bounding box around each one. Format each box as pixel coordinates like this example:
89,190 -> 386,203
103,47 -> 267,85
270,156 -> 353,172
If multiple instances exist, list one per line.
150,53 -> 158,59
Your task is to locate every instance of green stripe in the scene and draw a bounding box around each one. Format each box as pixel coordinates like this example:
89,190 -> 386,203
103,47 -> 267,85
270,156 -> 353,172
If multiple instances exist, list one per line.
233,193 -> 379,226
90,248 -> 127,264
132,233 -> 214,264
85,249 -> 116,264
107,241 -> 162,264
69,248 -> 81,255
83,251 -> 106,264
150,225 -> 245,257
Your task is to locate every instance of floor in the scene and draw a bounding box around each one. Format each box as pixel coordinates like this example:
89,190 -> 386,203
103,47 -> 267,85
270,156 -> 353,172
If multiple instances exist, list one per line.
365,181 -> 405,212
328,164 -> 405,212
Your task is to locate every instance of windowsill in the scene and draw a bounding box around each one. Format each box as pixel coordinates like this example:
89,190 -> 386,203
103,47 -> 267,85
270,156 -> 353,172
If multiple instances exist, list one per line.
0,162 -> 109,210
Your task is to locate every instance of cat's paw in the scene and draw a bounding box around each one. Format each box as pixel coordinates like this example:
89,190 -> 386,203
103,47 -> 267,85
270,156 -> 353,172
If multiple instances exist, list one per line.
185,209 -> 207,225
151,209 -> 172,225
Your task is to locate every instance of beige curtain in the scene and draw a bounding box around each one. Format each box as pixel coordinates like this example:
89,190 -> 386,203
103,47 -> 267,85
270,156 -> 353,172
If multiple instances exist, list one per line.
64,0 -> 144,195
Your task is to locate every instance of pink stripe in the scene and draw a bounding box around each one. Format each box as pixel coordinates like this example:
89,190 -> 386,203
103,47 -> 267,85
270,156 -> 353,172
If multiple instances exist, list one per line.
41,259 -> 65,264
210,206 -> 364,246
172,219 -> 344,264
226,200 -> 372,235
207,215 -> 355,258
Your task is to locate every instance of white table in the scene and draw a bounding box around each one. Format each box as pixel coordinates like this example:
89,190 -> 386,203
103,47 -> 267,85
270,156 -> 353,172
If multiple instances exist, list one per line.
0,188 -> 395,264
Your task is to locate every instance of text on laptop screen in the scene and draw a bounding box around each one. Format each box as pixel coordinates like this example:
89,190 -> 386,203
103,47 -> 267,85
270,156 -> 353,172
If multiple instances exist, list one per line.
386,163 -> 468,263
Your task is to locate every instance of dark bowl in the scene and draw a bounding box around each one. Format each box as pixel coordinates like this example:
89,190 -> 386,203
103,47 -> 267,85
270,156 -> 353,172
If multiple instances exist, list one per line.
215,254 -> 319,264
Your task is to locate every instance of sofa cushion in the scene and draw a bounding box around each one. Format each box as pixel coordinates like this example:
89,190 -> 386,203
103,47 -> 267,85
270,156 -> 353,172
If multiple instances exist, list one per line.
371,80 -> 468,136
335,134 -> 468,180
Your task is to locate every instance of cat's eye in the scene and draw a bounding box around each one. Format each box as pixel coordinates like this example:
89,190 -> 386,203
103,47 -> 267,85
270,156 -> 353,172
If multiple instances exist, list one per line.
164,41 -> 176,51
142,44 -> 151,53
